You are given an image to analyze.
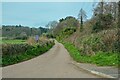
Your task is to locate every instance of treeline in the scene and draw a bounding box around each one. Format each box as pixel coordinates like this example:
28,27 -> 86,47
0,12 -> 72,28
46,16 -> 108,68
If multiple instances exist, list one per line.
48,1 -> 120,36
2,25 -> 48,40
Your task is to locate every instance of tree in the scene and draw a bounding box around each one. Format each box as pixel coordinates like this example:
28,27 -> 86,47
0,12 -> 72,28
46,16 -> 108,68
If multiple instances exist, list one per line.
102,2 -> 118,26
45,21 -> 58,29
107,2 -> 118,21
59,18 -> 64,22
78,8 -> 87,31
95,1 -> 104,29
45,21 -> 58,36
19,32 -> 27,40
53,16 -> 79,36
2,25 -> 48,39
92,1 -> 116,32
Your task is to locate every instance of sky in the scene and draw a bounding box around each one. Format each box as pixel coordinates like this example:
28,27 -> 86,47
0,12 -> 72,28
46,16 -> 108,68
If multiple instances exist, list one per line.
2,2 -> 94,28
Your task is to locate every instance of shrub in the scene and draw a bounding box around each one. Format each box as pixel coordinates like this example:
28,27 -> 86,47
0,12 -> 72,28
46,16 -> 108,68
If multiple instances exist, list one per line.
27,37 -> 36,45
60,27 -> 76,39
113,40 -> 120,52
2,40 -> 55,66
2,44 -> 33,56
45,33 -> 55,38
92,14 -> 113,33
78,35 -> 101,55
98,29 -> 118,52
92,21 -> 102,33
63,27 -> 76,34
76,29 -> 119,55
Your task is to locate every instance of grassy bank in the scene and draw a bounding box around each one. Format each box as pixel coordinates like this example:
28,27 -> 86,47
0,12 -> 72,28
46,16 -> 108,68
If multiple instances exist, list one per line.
2,41 -> 55,67
62,41 -> 119,67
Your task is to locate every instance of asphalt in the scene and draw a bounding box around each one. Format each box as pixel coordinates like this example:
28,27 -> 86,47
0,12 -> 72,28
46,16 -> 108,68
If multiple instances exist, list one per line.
2,40 -> 119,79
71,61 -> 119,78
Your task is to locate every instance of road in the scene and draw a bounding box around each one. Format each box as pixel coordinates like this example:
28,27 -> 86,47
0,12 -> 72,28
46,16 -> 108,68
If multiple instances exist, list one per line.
2,41 -> 100,78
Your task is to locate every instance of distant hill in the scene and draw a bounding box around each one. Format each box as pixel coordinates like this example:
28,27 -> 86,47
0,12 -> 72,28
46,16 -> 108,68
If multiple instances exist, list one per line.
2,25 -> 48,39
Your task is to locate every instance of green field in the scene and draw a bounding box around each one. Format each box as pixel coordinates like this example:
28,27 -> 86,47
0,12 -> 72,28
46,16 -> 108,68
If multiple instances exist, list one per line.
1,40 -> 26,44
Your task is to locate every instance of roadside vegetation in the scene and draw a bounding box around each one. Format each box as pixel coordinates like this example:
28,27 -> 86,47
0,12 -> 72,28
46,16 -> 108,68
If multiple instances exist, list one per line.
47,1 -> 120,67
1,36 -> 55,67
1,23 -> 54,67
62,42 -> 119,66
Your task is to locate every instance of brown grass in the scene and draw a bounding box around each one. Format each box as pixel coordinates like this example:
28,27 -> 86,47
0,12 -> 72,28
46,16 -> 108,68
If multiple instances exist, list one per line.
27,37 -> 36,45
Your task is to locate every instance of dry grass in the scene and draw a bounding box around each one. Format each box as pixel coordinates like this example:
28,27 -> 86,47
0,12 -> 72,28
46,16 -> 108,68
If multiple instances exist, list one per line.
100,29 -> 118,52
27,37 -> 36,45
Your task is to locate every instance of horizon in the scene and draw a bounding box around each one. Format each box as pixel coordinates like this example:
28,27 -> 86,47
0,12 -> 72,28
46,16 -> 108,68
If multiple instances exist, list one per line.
2,2 -> 94,28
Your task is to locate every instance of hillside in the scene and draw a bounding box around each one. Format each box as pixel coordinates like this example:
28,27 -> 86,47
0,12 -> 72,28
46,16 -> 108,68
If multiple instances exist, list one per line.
51,1 -> 120,66
53,16 -> 119,66
2,25 -> 48,39
55,16 -> 119,54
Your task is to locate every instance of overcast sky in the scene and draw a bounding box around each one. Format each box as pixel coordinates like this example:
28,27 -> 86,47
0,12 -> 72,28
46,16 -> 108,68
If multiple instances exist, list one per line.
2,2 -> 94,28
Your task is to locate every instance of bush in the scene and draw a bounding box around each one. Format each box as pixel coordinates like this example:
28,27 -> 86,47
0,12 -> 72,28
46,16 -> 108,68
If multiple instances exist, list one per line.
46,33 -> 55,38
27,37 -> 36,45
101,30 -> 117,52
2,40 -> 55,66
63,27 -> 76,35
92,14 -> 113,33
77,35 -> 101,55
77,29 -> 119,55
2,44 -> 33,56
113,40 -> 120,52
92,21 -> 102,33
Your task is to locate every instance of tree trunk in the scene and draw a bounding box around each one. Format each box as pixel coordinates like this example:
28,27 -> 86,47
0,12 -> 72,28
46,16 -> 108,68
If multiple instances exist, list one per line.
80,15 -> 83,31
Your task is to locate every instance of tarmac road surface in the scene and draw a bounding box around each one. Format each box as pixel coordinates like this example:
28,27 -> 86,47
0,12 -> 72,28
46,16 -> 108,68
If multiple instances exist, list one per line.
2,41 -> 100,78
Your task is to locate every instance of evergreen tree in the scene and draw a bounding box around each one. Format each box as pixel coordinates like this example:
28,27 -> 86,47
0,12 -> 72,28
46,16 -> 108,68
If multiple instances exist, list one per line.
78,8 -> 87,31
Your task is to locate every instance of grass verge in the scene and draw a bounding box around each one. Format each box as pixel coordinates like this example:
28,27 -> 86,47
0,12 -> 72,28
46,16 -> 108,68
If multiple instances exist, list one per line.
62,41 -> 119,67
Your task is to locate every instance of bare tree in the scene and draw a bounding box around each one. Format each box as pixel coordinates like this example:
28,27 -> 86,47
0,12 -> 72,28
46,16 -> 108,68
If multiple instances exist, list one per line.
45,21 -> 58,29
45,21 -> 58,34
